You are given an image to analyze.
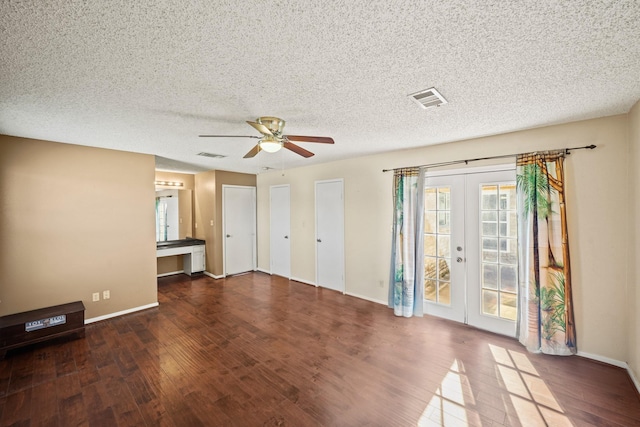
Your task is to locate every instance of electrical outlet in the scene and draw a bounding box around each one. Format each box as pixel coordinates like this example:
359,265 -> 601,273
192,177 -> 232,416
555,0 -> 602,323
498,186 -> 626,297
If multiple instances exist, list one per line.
103,290 -> 110,300
92,292 -> 100,302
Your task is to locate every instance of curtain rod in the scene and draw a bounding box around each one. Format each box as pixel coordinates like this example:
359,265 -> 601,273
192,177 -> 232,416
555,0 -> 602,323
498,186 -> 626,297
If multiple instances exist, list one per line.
381,144 -> 596,173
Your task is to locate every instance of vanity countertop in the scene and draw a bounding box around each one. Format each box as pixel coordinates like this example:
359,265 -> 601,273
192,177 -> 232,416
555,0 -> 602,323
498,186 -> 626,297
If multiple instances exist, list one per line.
156,238 -> 205,249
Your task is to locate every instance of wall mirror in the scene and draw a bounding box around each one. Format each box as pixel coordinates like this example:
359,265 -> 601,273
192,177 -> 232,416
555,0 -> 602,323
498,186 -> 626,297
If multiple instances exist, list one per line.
155,189 -> 193,241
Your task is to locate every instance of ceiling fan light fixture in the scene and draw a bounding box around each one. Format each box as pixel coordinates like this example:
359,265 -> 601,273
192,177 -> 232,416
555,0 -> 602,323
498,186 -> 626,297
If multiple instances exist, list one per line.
258,135 -> 283,153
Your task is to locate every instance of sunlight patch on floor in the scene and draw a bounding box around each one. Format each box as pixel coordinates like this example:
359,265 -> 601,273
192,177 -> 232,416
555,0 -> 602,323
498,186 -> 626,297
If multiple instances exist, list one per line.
418,360 -> 479,426
489,344 -> 573,426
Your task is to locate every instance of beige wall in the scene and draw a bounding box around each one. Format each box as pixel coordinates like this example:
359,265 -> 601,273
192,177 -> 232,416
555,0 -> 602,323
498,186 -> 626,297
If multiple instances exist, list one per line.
194,169 -> 256,276
194,170 -> 216,273
157,255 -> 183,275
628,100 -> 640,381
0,135 -> 158,319
257,114 -> 631,363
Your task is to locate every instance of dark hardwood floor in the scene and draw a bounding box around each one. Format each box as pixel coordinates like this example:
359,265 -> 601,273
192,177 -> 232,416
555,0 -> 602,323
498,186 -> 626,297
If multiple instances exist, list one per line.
1,272 -> 639,426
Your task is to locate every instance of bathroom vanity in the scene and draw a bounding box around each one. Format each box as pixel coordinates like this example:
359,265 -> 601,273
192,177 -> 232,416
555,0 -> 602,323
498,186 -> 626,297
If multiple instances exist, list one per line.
156,238 -> 205,275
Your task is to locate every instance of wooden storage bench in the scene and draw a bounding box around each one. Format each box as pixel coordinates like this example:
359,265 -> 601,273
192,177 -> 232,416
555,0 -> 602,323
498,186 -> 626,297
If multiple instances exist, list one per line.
0,301 -> 85,358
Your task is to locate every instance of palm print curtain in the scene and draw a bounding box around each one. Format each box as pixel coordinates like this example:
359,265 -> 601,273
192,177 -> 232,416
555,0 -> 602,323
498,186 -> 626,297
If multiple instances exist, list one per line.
389,167 -> 425,317
516,151 -> 576,355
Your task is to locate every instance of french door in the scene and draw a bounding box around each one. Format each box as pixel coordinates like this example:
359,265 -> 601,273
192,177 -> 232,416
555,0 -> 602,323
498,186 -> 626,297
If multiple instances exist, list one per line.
423,167 -> 518,337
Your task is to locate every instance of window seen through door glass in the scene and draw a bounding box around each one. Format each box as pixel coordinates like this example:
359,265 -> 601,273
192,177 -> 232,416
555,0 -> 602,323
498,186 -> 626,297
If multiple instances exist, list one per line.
480,184 -> 517,320
424,187 -> 452,305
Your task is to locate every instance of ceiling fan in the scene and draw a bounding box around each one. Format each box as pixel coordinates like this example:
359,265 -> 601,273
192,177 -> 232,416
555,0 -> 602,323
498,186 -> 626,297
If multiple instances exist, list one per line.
199,116 -> 334,158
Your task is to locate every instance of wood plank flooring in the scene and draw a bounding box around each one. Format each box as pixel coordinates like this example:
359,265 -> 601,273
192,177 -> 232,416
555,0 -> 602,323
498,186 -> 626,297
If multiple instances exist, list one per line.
1,272 -> 639,426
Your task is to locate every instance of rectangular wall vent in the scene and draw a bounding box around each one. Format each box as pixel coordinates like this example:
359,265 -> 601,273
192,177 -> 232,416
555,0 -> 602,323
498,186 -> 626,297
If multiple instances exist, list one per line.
197,152 -> 226,159
408,87 -> 448,109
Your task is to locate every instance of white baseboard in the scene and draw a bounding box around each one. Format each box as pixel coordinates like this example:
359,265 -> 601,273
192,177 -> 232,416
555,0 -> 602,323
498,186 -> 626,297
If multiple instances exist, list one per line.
345,291 -> 387,306
157,270 -> 184,278
204,271 -> 224,279
256,267 -> 270,275
628,365 -> 640,395
290,277 -> 316,287
577,351 -> 627,369
85,302 -> 159,324
578,351 -> 640,394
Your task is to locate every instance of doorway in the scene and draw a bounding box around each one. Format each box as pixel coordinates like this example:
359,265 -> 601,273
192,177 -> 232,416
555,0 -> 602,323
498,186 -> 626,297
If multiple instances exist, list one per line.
223,185 -> 256,276
423,166 -> 518,337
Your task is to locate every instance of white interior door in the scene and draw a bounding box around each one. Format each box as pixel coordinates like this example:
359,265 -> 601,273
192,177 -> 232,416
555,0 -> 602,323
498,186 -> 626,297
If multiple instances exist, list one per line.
223,185 -> 256,276
164,196 -> 179,241
270,185 -> 291,278
156,190 -> 179,241
315,179 -> 345,292
424,167 -> 517,337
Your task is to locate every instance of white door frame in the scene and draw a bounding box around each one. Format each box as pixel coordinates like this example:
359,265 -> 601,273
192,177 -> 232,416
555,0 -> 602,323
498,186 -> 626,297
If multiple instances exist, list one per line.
315,178 -> 345,293
270,184 -> 291,278
465,170 -> 518,337
424,164 -> 518,337
426,163 -> 515,177
222,184 -> 257,276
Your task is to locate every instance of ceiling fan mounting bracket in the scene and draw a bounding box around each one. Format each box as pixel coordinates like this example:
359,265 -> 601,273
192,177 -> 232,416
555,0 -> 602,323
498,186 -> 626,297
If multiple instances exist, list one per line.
255,116 -> 285,137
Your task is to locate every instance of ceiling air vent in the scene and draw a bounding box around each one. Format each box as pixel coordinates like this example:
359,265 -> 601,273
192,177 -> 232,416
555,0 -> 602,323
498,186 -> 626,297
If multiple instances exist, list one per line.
197,152 -> 226,159
408,87 -> 448,109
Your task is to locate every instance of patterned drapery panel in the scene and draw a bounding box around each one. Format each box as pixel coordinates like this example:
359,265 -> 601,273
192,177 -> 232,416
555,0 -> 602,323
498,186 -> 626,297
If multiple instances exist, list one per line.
516,151 -> 576,355
389,167 -> 425,317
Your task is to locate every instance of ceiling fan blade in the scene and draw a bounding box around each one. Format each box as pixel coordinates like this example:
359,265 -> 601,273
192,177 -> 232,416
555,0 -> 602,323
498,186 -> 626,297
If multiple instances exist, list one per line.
199,135 -> 260,138
284,135 -> 334,144
246,121 -> 274,136
243,144 -> 262,158
283,141 -> 314,158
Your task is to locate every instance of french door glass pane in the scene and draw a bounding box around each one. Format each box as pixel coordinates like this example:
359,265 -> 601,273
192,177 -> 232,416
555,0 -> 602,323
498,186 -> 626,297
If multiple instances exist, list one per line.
480,184 -> 518,320
424,186 -> 452,305
482,290 -> 498,316
500,293 -> 517,321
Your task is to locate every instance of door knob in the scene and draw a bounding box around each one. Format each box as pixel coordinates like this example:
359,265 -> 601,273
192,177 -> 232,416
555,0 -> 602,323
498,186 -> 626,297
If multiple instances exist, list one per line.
456,257 -> 463,263
457,246 -> 463,252
284,235 -> 289,239
317,239 -> 322,243
226,234 -> 231,238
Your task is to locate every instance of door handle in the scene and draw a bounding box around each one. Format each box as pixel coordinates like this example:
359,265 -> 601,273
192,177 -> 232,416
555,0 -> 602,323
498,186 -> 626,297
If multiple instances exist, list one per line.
284,236 -> 289,239
226,234 -> 231,238
317,238 -> 322,243
456,257 -> 463,263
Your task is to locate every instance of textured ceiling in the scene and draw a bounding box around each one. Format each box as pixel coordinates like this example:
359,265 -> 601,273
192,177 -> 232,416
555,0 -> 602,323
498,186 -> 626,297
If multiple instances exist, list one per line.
1,0 -> 639,174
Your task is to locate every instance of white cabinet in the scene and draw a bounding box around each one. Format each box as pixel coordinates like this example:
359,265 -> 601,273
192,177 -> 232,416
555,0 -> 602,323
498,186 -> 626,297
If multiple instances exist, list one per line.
189,245 -> 206,274
157,241 -> 205,276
